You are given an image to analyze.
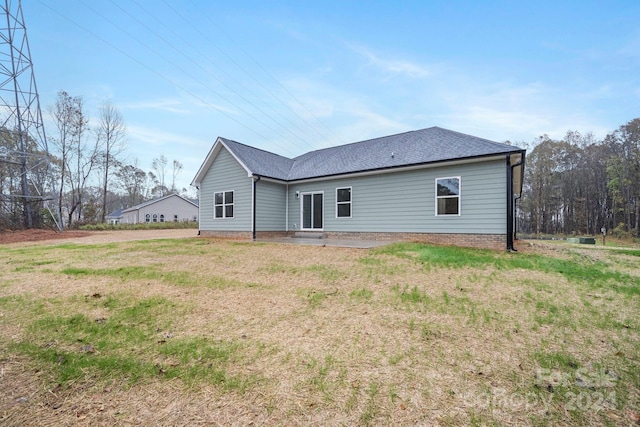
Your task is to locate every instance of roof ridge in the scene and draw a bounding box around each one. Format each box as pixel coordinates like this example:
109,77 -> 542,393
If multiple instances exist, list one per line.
122,193 -> 197,212
293,127 -> 436,159
431,126 -> 512,148
199,127 -> 524,184
221,137 -> 293,161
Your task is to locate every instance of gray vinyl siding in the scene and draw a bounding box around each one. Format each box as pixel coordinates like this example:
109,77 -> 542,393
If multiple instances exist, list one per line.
256,180 -> 286,231
287,158 -> 507,234
199,147 -> 252,231
137,196 -> 198,224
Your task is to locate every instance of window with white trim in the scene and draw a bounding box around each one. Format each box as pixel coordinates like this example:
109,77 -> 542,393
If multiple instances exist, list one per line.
336,187 -> 352,218
436,177 -> 460,215
214,191 -> 234,218
145,214 -> 150,223
152,214 -> 158,222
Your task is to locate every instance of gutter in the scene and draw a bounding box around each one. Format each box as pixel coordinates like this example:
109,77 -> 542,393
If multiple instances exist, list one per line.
252,175 -> 261,240
252,152 -> 521,184
506,153 -> 525,251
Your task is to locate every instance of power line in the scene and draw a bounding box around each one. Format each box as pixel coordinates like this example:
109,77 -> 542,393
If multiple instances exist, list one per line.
186,0 -> 346,147
35,0 -> 297,156
110,0 -> 320,152
77,0 -> 304,156
159,0 -> 336,150
130,0 -> 321,153
0,0 -> 60,229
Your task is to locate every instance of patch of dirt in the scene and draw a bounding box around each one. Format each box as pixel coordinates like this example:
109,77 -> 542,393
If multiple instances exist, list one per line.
0,228 -> 198,245
0,229 -> 92,244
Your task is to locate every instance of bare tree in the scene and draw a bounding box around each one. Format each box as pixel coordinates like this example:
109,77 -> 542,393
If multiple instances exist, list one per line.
49,91 -> 95,226
116,159 -> 147,207
171,159 -> 183,193
96,100 -> 126,223
70,97 -> 97,222
151,155 -> 168,197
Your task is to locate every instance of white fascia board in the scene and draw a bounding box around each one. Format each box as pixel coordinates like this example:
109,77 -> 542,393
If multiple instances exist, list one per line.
191,138 -> 254,186
255,175 -> 287,184
288,155 -> 507,185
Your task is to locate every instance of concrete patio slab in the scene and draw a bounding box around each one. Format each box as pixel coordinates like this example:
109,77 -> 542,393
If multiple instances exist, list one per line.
254,236 -> 393,249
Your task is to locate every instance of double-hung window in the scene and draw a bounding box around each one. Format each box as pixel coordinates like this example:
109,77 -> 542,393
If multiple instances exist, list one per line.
436,177 -> 460,215
336,187 -> 352,218
214,191 -> 234,218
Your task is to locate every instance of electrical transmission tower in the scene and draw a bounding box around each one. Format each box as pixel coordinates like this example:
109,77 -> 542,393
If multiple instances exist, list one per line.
0,0 -> 60,230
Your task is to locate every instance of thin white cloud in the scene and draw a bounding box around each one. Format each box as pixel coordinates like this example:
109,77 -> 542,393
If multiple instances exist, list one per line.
121,99 -> 192,114
126,124 -> 206,149
350,45 -> 433,78
281,75 -> 409,149
122,125 -> 213,191
435,79 -> 616,143
617,31 -> 640,58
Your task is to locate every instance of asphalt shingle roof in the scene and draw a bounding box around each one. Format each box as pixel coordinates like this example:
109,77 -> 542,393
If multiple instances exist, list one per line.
219,138 -> 294,179
121,193 -> 198,213
219,127 -> 523,181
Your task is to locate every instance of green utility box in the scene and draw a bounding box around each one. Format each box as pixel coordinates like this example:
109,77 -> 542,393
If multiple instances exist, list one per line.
567,237 -> 596,244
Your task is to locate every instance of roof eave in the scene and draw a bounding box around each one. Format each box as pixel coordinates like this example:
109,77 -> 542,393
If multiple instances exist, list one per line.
191,138 -> 254,187
286,151 -> 522,183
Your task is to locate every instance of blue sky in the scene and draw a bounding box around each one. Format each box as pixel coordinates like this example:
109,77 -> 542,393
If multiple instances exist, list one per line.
23,0 -> 640,192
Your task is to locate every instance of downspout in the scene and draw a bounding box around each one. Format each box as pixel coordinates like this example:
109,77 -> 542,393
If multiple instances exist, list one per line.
506,156 -> 514,251
514,192 -> 522,241
285,183 -> 289,232
196,186 -> 201,235
506,153 -> 524,251
252,175 -> 261,240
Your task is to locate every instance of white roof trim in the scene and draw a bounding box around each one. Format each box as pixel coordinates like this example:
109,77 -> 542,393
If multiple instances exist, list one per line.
122,193 -> 197,213
288,154 -> 507,184
191,138 -> 253,187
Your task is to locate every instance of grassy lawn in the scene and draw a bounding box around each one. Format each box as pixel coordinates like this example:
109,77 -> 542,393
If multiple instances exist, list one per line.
0,238 -> 638,426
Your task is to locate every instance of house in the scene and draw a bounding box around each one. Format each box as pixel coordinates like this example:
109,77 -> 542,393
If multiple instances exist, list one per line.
191,127 -> 525,250
120,193 -> 199,224
105,208 -> 124,225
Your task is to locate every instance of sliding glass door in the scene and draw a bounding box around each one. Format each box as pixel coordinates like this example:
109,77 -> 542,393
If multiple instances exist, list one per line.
302,192 -> 323,230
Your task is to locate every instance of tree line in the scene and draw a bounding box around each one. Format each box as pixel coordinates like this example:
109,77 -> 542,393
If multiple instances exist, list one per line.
3,90 -> 638,237
518,118 -> 640,239
0,90 -> 190,229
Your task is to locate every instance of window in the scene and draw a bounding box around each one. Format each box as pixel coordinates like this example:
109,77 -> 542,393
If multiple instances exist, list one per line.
173,214 -> 178,222
152,214 -> 158,222
436,177 -> 460,215
160,214 -> 165,223
145,214 -> 150,223
214,191 -> 234,218
336,187 -> 352,218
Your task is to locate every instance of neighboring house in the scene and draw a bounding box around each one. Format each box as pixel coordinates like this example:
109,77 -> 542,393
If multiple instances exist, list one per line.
105,208 -> 124,225
191,127 -> 525,250
120,193 -> 199,224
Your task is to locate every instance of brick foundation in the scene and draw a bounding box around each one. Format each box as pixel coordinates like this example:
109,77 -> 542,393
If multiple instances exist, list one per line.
255,231 -> 290,239
199,230 -> 506,250
322,231 -> 506,250
198,230 -> 253,240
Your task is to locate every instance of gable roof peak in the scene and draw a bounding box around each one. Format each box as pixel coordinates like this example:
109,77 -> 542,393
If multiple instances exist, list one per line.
193,126 -> 524,185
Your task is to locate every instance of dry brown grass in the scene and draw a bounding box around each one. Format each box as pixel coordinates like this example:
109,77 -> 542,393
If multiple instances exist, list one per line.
0,234 -> 638,426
